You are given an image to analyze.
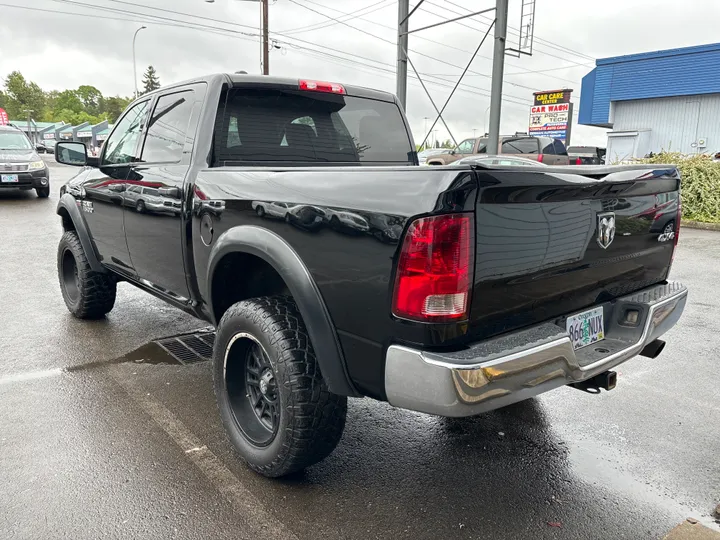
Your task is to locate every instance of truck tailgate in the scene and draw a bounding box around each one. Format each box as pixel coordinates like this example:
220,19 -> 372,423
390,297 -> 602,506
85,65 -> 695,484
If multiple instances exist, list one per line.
468,165 -> 680,341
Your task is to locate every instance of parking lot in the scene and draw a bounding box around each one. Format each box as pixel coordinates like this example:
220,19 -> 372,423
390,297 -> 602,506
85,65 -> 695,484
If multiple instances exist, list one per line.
0,157 -> 718,539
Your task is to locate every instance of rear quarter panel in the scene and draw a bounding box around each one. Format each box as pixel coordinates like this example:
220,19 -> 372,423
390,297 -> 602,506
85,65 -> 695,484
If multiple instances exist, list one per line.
191,166 -> 477,398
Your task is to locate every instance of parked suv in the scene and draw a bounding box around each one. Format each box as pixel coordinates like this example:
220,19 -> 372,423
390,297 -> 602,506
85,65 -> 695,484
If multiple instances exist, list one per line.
0,125 -> 50,198
426,135 -> 569,165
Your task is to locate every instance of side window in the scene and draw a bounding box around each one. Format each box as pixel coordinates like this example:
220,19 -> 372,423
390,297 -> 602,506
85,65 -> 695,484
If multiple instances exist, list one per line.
141,90 -> 195,163
542,139 -> 555,154
456,139 -> 474,153
102,100 -> 149,165
553,139 -> 568,155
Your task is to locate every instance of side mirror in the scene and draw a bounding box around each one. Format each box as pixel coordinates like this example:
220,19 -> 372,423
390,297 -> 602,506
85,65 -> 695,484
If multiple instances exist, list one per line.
450,150 -> 456,155
55,141 -> 89,167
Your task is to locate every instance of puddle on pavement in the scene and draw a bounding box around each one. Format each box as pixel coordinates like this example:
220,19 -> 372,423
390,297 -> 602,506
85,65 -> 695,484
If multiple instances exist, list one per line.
66,328 -> 215,373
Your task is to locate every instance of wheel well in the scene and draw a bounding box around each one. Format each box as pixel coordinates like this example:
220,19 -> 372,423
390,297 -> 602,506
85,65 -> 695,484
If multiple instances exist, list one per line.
211,252 -> 291,323
58,207 -> 75,232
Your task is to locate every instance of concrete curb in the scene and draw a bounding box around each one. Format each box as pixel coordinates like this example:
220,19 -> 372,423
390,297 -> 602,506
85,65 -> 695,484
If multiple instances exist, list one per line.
682,220 -> 720,231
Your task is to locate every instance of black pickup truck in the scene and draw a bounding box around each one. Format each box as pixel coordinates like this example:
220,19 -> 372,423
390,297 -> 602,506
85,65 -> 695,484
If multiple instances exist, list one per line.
55,74 -> 688,478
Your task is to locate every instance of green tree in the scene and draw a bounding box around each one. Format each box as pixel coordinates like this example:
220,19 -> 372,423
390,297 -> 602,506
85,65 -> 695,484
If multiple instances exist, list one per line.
2,71 -> 45,120
101,96 -> 131,123
76,85 -> 103,116
141,65 -> 160,94
54,90 -> 84,114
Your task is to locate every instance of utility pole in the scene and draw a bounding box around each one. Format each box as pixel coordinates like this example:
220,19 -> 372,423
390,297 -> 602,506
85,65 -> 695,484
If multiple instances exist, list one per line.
23,109 -> 33,143
488,0 -> 509,154
396,0 -> 409,110
262,0 -> 269,75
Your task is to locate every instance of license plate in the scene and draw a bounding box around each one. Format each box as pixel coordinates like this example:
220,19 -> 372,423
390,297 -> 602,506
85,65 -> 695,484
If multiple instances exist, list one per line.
566,306 -> 605,350
1,174 -> 18,183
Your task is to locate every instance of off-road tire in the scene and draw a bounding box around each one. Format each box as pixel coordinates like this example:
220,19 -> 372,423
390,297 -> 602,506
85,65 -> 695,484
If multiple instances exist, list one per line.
36,186 -> 50,198
213,296 -> 347,477
57,230 -> 116,319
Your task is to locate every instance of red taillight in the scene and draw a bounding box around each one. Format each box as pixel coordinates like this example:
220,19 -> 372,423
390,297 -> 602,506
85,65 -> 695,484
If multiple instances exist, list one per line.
575,157 -> 582,165
392,213 -> 473,322
298,79 -> 346,94
537,154 -> 544,163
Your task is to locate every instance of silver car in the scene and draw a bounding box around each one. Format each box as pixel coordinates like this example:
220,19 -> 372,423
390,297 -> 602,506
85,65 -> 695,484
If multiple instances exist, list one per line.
124,185 -> 165,213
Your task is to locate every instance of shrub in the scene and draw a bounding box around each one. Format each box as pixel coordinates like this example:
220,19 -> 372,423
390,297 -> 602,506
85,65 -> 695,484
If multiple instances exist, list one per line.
642,153 -> 720,223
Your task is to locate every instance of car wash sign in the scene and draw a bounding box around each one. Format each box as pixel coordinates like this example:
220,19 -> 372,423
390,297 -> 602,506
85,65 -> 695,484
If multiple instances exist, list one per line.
529,89 -> 573,144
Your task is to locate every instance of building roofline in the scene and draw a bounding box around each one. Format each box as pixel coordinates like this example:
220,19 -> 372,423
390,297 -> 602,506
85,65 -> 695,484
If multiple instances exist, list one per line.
597,42 -> 720,65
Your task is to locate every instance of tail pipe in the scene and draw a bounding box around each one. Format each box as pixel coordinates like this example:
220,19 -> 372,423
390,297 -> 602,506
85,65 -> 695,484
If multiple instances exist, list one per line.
640,339 -> 666,359
571,370 -> 617,394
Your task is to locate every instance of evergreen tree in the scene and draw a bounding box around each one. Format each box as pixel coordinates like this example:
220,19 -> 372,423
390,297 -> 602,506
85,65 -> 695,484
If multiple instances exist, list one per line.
141,66 -> 160,94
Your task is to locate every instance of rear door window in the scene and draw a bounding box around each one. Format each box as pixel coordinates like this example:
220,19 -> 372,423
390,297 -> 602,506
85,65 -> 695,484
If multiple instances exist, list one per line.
541,138 -> 556,154
552,139 -> 568,155
213,88 -> 412,165
501,138 -> 539,154
141,90 -> 195,163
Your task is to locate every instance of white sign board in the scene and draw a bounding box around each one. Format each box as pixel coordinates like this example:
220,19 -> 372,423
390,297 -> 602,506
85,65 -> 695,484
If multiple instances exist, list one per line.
43,133 -> 56,140
77,131 -> 92,138
528,103 -> 570,143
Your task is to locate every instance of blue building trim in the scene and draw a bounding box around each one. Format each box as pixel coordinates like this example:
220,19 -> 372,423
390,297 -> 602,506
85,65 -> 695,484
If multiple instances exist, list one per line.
579,42 -> 720,127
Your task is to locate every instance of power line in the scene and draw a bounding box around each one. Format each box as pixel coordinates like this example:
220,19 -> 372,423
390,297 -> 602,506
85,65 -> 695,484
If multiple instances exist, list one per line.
426,0 -> 594,67
279,0 -> 392,35
25,0 -> 530,108
284,0 -> 539,99
287,0 -> 586,86
440,0 -> 596,61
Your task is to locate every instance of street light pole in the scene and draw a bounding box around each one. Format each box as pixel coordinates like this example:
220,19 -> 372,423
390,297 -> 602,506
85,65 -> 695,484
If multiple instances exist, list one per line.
483,105 -> 491,135
132,26 -> 147,99
261,0 -> 269,74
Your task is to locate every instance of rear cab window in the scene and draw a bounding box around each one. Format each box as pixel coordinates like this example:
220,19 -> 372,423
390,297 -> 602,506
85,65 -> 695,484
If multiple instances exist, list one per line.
501,138 -> 539,154
212,87 -> 413,166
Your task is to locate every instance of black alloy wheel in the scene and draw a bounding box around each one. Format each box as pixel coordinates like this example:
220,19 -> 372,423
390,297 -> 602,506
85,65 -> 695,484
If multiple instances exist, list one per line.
213,296 -> 347,477
225,335 -> 279,446
61,248 -> 81,303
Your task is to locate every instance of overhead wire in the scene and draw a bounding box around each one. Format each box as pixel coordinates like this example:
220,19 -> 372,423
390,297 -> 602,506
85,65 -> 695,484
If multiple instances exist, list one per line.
15,1 -> 530,110
284,0 -> 539,98
441,0 -> 596,61
282,0 -> 585,86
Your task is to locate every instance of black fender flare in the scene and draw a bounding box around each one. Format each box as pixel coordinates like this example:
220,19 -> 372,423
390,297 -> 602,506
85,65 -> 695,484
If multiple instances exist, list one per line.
56,193 -> 106,273
206,225 -> 360,397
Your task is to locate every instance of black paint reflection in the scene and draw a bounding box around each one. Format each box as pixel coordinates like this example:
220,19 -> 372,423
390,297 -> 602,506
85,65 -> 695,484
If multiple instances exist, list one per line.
250,200 -> 403,244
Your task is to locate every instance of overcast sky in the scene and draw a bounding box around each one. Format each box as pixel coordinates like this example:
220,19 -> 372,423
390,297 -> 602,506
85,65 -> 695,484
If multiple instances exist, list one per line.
2,0 -> 720,146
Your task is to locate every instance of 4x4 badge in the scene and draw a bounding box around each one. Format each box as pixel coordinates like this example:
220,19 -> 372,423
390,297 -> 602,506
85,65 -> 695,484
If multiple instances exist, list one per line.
597,212 -> 615,249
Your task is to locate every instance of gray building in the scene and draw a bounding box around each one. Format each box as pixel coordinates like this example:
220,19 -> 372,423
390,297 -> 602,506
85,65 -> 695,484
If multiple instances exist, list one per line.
579,42 -> 720,161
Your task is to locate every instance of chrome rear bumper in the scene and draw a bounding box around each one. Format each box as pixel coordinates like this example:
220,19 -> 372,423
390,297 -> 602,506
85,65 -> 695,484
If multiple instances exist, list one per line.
384,282 -> 688,417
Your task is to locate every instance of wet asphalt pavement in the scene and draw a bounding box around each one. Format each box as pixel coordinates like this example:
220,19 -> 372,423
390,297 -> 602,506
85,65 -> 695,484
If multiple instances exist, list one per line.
0,158 -> 718,539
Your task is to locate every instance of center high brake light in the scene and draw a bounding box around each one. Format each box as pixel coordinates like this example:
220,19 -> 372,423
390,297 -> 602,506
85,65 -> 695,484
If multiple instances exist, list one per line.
392,213 -> 473,322
298,80 -> 346,94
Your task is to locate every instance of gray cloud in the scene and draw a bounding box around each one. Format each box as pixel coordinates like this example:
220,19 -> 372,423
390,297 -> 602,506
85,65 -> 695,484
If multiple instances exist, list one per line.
2,0 -> 719,147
